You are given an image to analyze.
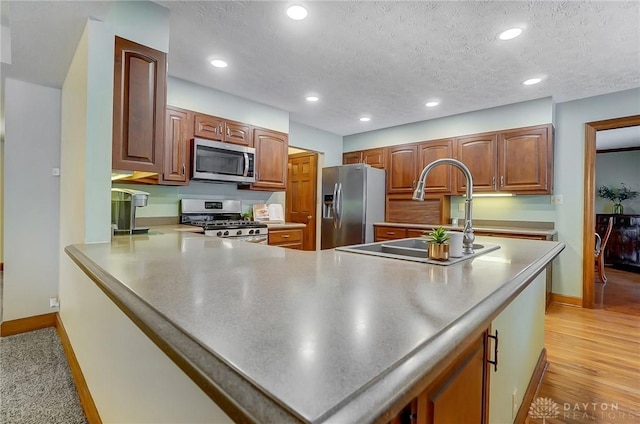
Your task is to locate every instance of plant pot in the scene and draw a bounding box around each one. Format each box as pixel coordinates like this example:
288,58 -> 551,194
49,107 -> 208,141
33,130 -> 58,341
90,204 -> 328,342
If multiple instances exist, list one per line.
613,203 -> 623,214
428,243 -> 449,261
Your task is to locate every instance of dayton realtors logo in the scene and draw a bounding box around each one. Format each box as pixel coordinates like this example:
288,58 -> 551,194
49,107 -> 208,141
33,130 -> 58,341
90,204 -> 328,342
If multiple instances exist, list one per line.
529,397 -> 638,422
529,397 -> 560,422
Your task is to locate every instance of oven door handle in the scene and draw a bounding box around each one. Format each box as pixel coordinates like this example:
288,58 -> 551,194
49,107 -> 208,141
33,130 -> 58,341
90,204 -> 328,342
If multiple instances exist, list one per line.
243,153 -> 249,177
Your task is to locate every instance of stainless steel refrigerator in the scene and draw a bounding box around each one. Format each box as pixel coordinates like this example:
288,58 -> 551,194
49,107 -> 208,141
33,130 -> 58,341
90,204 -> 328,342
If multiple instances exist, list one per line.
321,164 -> 386,249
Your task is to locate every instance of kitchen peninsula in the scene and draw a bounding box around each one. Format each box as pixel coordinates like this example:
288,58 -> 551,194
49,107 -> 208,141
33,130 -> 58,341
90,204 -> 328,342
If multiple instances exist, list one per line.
65,231 -> 564,423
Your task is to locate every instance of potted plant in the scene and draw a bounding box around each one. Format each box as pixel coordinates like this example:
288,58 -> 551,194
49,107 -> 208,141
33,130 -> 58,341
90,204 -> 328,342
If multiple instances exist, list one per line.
597,183 -> 639,214
422,226 -> 450,261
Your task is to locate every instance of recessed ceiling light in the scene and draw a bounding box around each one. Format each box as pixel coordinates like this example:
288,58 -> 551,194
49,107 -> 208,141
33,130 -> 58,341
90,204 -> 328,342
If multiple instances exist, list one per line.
306,96 -> 319,102
425,101 -> 439,107
360,117 -> 371,122
210,59 -> 228,68
523,77 -> 542,85
498,28 -> 523,40
287,5 -> 308,20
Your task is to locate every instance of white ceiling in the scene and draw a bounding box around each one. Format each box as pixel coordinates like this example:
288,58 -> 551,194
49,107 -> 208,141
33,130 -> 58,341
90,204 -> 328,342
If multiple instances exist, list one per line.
2,1 -> 640,136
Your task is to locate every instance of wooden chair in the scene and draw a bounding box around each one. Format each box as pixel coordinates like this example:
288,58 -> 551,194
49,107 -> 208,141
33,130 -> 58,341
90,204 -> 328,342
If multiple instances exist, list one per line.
595,217 -> 614,284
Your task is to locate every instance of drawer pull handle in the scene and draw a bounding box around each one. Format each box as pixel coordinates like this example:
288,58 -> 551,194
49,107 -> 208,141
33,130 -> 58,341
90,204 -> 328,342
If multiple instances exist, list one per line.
282,234 -> 290,238
387,232 -> 395,235
488,330 -> 499,372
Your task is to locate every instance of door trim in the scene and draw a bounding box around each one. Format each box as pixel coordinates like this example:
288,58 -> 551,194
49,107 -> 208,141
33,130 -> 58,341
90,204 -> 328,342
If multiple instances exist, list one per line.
582,115 -> 640,308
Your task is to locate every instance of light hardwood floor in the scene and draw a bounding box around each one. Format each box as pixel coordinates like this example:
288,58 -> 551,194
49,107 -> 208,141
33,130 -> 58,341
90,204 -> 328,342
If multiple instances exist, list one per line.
528,269 -> 640,423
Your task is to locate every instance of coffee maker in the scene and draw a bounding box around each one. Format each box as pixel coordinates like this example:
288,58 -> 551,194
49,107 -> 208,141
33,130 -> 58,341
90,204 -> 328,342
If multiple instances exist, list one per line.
111,188 -> 150,234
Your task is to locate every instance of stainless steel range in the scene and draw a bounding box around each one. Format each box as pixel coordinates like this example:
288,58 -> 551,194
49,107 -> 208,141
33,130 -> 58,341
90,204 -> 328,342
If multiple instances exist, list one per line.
180,199 -> 268,243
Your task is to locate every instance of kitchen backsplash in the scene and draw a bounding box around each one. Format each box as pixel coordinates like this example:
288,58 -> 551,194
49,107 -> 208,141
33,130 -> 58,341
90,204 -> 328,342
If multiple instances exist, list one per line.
112,181 -> 284,218
449,195 -> 556,223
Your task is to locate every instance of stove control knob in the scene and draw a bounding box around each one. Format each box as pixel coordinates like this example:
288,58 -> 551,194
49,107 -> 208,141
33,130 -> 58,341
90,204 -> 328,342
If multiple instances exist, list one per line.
237,230 -> 243,235
223,231 -> 229,236
254,229 -> 261,235
249,229 -> 254,234
216,231 -> 223,237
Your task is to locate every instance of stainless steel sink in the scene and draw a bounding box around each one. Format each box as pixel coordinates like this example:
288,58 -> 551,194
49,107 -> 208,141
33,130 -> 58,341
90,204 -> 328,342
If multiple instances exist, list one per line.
335,238 -> 499,265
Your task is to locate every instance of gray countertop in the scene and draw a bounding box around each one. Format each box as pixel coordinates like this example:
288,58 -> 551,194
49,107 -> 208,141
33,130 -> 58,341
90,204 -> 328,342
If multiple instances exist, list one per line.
66,232 -> 564,423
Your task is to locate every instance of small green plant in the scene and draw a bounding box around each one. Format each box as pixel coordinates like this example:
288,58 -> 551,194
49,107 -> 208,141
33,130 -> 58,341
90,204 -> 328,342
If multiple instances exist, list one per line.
422,226 -> 450,244
597,183 -> 639,204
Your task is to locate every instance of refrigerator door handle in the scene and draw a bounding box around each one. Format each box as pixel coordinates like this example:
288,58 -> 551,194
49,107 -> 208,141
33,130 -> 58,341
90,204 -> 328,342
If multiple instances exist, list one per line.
332,183 -> 339,229
336,182 -> 343,229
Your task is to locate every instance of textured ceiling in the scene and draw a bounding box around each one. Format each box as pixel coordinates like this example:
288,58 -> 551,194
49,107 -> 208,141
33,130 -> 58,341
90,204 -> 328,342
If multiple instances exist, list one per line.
2,1 -> 640,136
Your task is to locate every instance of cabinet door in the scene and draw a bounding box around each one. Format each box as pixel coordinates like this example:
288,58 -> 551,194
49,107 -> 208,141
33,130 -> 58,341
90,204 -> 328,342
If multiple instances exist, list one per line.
343,151 -> 363,165
387,144 -> 418,194
418,139 -> 454,194
224,120 -> 253,146
194,113 -> 224,141
252,128 -> 288,191
363,148 -> 386,169
160,107 -> 192,185
418,332 -> 489,424
498,125 -> 552,193
455,134 -> 497,193
112,36 -> 166,173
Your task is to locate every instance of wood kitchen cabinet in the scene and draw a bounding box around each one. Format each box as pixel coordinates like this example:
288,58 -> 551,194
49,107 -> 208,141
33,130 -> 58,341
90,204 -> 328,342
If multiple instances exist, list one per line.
498,125 -> 552,193
387,144 -> 418,194
454,133 -> 498,193
251,128 -> 289,191
112,36 -> 167,173
454,124 -> 553,194
342,148 -> 386,169
375,226 -> 408,241
194,113 -> 253,147
418,139 -> 455,194
268,228 -> 303,249
386,331 -> 491,424
159,106 -> 193,185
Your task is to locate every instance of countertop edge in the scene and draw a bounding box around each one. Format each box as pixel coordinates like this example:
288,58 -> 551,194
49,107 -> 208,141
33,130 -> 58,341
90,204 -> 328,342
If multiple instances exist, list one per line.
64,245 -> 306,424
318,241 -> 566,424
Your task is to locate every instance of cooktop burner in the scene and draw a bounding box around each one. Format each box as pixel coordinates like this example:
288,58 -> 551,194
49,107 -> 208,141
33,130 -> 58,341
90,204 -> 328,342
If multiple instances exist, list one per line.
191,220 -> 268,230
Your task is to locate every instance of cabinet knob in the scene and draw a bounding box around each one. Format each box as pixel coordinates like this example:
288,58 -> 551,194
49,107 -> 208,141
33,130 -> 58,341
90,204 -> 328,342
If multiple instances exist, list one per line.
307,215 -> 312,220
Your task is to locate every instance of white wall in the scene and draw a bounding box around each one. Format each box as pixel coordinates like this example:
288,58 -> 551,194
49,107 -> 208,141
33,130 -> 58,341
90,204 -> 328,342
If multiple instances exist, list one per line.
3,79 -> 61,320
168,77 -> 289,133
490,273 -> 545,423
289,121 -> 343,167
595,150 -> 640,214
343,97 -> 552,151
553,88 -> 640,297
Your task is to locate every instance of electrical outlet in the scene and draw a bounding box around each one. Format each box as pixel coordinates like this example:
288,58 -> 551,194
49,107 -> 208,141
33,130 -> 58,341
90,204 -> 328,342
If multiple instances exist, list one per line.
458,202 -> 465,212
512,389 -> 518,420
550,195 -> 563,205
49,297 -> 60,308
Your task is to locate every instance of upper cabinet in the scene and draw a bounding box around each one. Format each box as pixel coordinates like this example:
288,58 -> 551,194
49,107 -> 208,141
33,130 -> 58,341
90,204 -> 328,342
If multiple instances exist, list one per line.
386,144 -> 418,194
342,148 -> 386,169
418,139 -> 454,194
454,124 -> 553,194
194,113 -> 253,147
112,36 -> 167,173
454,133 -> 499,193
251,128 -> 288,191
498,125 -> 552,193
160,106 -> 193,185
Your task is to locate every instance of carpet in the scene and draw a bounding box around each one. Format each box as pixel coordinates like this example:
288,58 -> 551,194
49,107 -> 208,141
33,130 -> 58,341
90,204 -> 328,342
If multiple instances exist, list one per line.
0,327 -> 87,424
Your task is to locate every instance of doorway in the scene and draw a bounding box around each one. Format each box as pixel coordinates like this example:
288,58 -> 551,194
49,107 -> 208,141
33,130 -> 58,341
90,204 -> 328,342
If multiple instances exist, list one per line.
287,150 -> 319,251
582,114 -> 640,308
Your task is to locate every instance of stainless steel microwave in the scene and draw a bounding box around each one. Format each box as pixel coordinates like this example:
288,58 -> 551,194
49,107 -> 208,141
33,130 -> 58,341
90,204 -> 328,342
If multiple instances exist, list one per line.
191,137 -> 256,183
